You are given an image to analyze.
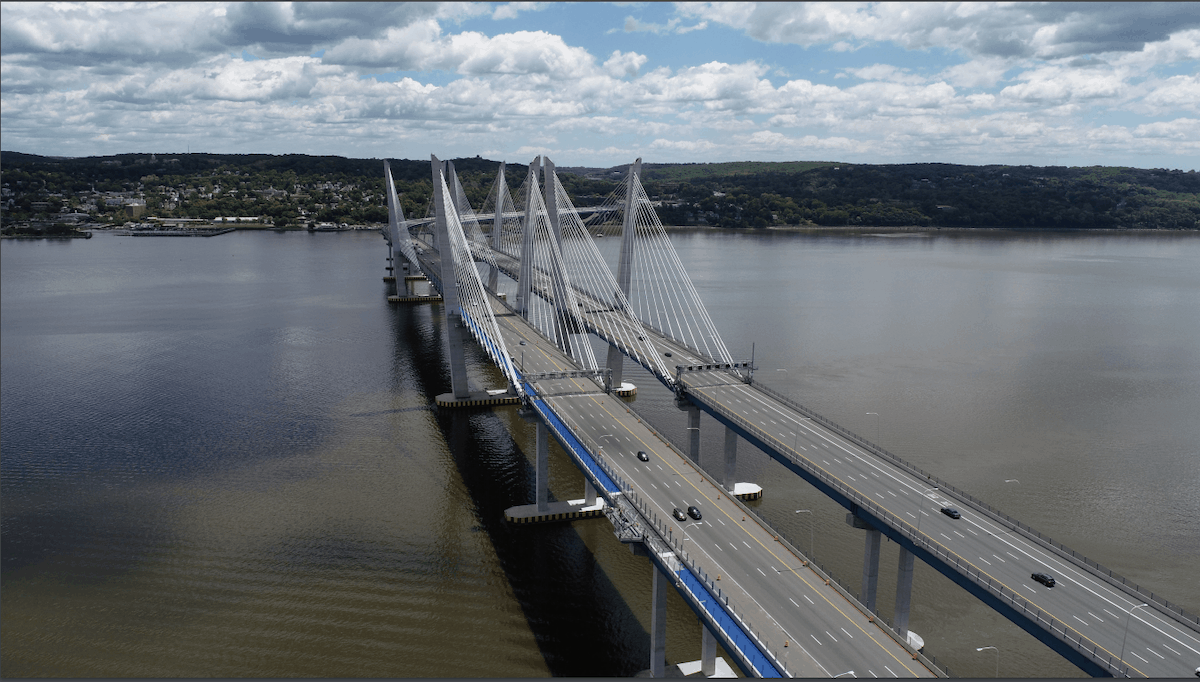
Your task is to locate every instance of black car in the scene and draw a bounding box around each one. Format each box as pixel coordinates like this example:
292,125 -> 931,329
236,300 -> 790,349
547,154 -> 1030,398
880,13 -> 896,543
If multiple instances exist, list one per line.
664,351 -> 673,357
687,506 -> 702,520
673,508 -> 687,522
941,507 -> 961,519
637,450 -> 649,462
1032,572 -> 1056,587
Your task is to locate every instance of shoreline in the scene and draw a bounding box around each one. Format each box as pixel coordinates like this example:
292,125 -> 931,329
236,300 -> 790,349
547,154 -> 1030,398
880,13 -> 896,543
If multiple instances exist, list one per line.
661,224 -> 1197,235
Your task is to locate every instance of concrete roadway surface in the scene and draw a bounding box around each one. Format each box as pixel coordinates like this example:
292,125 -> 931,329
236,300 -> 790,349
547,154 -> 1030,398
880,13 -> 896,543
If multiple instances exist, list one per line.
676,369 -> 1200,679
489,299 -> 937,678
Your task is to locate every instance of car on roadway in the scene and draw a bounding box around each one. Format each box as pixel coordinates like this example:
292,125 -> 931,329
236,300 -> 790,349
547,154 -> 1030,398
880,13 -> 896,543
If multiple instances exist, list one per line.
673,508 -> 687,522
664,351 -> 672,357
519,340 -> 526,345
687,506 -> 702,520
1031,572 -> 1056,587
941,506 -> 961,519
637,450 -> 649,462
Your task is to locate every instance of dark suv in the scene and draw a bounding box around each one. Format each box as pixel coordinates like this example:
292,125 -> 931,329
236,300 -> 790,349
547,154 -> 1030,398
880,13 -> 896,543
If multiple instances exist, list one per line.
1031,572 -> 1056,587
940,507 -> 961,519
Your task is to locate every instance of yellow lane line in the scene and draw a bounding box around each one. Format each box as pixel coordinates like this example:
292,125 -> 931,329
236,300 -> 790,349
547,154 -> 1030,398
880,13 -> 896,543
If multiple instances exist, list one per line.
696,386 -> 1145,678
584,394 -> 930,677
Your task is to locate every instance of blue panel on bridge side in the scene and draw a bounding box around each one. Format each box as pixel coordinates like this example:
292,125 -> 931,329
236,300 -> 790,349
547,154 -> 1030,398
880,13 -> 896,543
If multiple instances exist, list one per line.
673,567 -> 783,678
531,398 -> 620,495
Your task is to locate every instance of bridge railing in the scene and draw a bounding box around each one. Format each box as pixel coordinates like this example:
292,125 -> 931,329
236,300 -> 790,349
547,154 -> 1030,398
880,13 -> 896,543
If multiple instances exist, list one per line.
697,392 -> 1160,677
744,380 -> 1200,630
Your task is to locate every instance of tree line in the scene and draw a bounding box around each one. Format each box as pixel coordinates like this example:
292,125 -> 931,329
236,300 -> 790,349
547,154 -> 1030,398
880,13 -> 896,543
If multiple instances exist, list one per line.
3,151 -> 1196,230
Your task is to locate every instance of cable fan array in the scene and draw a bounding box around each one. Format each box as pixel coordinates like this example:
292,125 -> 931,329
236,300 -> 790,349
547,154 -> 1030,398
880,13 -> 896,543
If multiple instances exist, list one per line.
383,161 -> 420,267
434,173 -> 523,396
543,165 -> 672,379
584,168 -> 735,367
511,160 -> 599,373
415,156 -> 737,391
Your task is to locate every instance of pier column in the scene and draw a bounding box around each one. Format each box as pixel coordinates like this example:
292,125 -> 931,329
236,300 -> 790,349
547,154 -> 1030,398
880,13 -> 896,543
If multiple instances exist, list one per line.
650,565 -> 668,677
862,528 -> 881,612
583,477 -> 597,507
687,406 -> 701,464
701,623 -> 717,677
894,546 -> 915,638
536,420 -> 549,513
722,426 -> 737,491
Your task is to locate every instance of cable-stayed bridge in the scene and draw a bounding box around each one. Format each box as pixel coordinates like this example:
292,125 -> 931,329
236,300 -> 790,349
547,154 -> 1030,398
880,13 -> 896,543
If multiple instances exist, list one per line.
381,156 -> 1199,678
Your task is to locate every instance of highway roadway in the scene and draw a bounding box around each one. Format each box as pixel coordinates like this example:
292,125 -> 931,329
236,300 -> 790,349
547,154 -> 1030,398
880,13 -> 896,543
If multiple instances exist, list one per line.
483,244 -> 1200,678
484,293 -> 938,678
677,368 -> 1200,679
417,242 -> 1199,677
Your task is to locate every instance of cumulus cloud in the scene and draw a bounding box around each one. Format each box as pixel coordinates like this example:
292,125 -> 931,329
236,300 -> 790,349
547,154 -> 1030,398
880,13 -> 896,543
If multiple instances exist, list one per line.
1,2 -> 1198,167
678,2 -> 1200,60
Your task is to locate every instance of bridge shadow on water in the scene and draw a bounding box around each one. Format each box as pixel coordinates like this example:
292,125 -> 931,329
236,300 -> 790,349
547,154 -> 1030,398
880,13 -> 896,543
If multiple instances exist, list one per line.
390,300 -> 651,676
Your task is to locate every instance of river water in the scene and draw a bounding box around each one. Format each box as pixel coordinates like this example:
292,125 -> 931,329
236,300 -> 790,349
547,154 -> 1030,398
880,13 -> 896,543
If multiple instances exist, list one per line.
2,229 -> 1197,678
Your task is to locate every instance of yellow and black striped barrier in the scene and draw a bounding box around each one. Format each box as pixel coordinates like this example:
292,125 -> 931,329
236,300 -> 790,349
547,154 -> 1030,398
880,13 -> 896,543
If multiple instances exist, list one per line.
388,294 -> 443,303
505,506 -> 605,524
435,393 -> 520,408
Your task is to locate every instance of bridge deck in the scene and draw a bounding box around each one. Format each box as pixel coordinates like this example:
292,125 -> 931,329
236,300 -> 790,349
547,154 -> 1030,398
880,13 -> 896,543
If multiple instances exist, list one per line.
442,260 -> 939,677
675,369 -> 1200,679
411,240 -> 1198,678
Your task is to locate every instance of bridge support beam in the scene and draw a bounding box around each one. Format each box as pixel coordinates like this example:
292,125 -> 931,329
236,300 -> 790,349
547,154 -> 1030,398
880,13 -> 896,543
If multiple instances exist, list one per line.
650,564 -> 668,678
721,426 -> 737,491
862,528 -> 881,612
701,622 -> 717,677
583,476 -> 597,507
894,546 -> 916,639
686,405 -> 701,464
847,512 -> 882,612
535,420 -> 550,513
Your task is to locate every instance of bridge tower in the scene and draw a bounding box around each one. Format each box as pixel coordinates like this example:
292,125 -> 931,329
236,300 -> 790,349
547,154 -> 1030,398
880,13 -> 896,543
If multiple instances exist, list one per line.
541,157 -> 587,357
515,157 -> 540,318
430,154 -> 472,400
487,162 -> 507,293
605,158 -> 641,389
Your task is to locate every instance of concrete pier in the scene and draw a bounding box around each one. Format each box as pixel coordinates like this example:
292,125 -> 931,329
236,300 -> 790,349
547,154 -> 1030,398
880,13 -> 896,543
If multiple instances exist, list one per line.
434,388 -> 519,408
503,497 -> 606,524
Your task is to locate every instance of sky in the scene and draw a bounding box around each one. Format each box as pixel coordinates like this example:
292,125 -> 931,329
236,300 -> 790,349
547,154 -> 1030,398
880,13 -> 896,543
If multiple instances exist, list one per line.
2,2 -> 1198,169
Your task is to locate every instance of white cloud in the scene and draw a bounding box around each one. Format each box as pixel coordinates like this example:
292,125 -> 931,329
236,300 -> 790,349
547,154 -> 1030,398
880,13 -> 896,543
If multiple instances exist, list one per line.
649,138 -> 717,152
603,50 -> 648,78
492,3 -> 550,21
1,2 -> 1198,168
843,64 -> 927,85
678,2 -> 1200,61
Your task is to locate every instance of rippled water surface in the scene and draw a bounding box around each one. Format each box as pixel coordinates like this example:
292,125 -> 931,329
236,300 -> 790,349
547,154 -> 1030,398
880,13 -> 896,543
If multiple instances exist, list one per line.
3,229 -> 1197,677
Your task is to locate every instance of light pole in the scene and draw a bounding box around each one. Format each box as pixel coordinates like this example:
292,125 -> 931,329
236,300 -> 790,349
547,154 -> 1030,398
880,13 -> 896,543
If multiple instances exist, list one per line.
1120,603 -> 1149,676
795,509 -> 813,562
866,412 -> 879,443
832,671 -> 855,678
1005,479 -> 1019,484
975,646 -> 998,678
916,485 -> 939,535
